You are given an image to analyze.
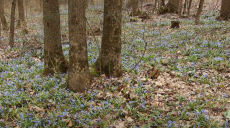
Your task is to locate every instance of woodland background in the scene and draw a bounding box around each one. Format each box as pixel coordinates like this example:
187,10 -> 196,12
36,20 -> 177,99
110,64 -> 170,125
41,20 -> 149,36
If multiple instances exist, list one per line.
0,0 -> 230,127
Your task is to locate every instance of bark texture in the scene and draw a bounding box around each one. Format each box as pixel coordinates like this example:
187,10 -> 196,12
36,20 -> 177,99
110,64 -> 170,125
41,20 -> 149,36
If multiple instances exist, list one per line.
0,0 -> 8,30
95,0 -> 123,78
158,0 -> 179,14
217,0 -> 230,21
17,0 -> 25,27
68,0 -> 91,93
195,0 -> 204,24
43,0 -> 68,75
9,0 -> 16,47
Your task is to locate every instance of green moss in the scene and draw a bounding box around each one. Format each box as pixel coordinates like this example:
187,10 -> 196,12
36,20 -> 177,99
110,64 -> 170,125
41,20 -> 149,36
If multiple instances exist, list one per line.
90,67 -> 100,77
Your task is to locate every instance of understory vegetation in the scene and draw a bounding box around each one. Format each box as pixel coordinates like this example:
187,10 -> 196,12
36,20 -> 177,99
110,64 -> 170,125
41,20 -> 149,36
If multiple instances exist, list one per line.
0,3 -> 230,128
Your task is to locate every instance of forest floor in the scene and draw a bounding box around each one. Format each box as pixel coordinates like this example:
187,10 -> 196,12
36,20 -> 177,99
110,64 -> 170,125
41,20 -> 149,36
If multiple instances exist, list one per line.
0,2 -> 230,128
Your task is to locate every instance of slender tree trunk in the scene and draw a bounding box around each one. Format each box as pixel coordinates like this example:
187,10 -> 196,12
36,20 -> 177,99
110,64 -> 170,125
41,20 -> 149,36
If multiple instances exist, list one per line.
0,18 -> 1,37
153,0 -> 158,13
217,0 -> 230,21
182,0 -> 187,14
68,0 -> 91,93
130,0 -> 141,16
178,0 -> 183,17
0,0 -> 8,30
17,0 -> 25,27
187,0 -> 192,16
161,0 -> 165,6
126,0 -> 132,7
43,0 -> 68,75
195,0 -> 204,24
95,0 -> 123,77
9,0 -> 16,48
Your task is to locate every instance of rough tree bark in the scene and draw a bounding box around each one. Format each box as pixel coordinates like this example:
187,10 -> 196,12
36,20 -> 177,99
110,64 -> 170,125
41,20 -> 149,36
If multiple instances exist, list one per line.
17,0 -> 25,27
0,0 -> 8,30
217,0 -> 230,21
43,0 -> 68,75
9,0 -> 16,47
68,0 -> 91,93
95,0 -> 123,77
158,0 -> 179,14
195,0 -> 204,24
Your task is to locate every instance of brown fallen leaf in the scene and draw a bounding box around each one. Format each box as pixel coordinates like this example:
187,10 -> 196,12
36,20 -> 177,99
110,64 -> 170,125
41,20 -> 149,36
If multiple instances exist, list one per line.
149,69 -> 160,79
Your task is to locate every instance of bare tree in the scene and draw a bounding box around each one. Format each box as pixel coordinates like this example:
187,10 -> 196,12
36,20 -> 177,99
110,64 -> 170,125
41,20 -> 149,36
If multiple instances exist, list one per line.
217,0 -> 230,21
0,0 -> 8,30
195,0 -> 204,24
9,0 -> 16,47
17,0 -> 25,27
95,0 -> 123,77
178,0 -> 183,17
187,0 -> 192,16
68,0 -> 91,93
182,0 -> 187,14
43,0 -> 68,75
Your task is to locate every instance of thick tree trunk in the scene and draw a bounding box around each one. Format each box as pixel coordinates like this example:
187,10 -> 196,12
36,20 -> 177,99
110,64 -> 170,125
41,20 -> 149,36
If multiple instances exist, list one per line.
195,0 -> 204,24
95,0 -> 123,77
43,0 -> 68,75
68,0 -> 91,93
158,0 -> 179,14
217,0 -> 230,21
9,0 -> 16,48
130,0 -> 141,16
0,0 -> 8,30
17,0 -> 25,27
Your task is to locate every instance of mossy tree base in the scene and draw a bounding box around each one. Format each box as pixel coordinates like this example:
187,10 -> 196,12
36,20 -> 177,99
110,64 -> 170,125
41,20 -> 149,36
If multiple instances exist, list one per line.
94,56 -> 123,78
43,59 -> 68,76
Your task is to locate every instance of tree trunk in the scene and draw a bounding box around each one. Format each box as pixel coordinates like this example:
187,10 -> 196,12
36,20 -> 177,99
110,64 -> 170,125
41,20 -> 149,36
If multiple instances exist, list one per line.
0,0 -> 8,30
43,0 -> 68,75
130,0 -> 141,16
161,0 -> 165,6
126,0 -> 132,7
158,0 -> 179,14
9,0 -> 16,48
187,0 -> 192,16
17,0 -> 25,27
217,0 -> 230,21
95,0 -> 123,78
195,0 -> 204,24
182,0 -> 187,14
68,0 -> 91,93
178,0 -> 183,17
153,0 -> 158,13
0,16 -> 1,37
